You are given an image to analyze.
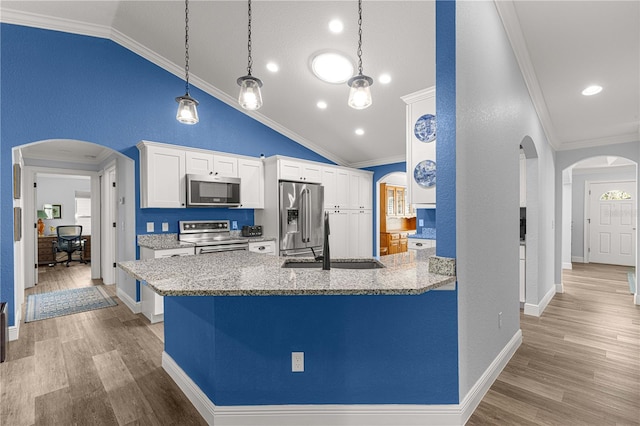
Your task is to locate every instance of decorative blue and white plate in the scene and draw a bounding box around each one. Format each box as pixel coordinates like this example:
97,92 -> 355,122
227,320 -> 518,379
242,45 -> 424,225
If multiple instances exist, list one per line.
414,160 -> 436,188
414,114 -> 436,142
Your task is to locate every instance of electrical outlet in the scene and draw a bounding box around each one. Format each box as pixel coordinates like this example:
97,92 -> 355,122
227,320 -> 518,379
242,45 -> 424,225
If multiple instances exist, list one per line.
162,222 -> 169,232
232,220 -> 238,230
146,222 -> 154,232
291,352 -> 304,372
498,312 -> 503,329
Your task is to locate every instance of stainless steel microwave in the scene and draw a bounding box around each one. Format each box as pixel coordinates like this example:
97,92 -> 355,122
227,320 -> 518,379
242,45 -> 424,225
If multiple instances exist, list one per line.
186,174 -> 241,207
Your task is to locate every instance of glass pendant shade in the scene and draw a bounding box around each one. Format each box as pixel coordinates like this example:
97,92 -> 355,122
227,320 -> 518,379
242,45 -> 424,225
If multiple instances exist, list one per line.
237,76 -> 263,111
175,94 -> 199,124
347,75 -> 373,110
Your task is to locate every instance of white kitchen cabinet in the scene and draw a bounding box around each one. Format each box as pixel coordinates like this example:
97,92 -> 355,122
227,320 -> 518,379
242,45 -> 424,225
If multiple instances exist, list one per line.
519,245 -> 526,303
236,158 -> 264,209
279,158 -> 322,183
402,86 -> 436,207
213,154 -> 238,177
322,166 -> 350,209
326,209 -> 350,259
348,210 -> 373,258
408,238 -> 435,250
138,142 -> 186,208
185,151 -> 215,175
139,246 -> 195,322
348,171 -> 372,210
249,240 -> 275,255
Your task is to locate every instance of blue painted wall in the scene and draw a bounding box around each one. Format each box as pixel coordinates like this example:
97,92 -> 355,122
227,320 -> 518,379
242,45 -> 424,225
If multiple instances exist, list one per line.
416,208 -> 437,231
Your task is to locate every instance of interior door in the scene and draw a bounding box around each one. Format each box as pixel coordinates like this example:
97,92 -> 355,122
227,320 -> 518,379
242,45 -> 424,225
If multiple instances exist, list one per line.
588,181 -> 636,266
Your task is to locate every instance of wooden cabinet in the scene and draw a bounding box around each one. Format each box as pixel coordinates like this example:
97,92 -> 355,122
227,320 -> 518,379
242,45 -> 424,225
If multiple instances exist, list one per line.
381,184 -> 413,219
38,235 -> 91,265
380,232 -> 409,256
139,246 -> 195,323
237,158 -> 264,209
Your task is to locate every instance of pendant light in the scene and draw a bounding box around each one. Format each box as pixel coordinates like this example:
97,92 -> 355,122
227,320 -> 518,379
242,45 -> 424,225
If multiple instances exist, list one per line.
175,0 -> 199,124
347,0 -> 373,110
237,0 -> 263,111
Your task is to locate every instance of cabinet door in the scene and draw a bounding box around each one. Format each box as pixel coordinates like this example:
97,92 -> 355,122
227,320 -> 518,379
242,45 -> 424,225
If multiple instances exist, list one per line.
327,210 -> 349,259
335,169 -> 350,208
213,154 -> 238,177
348,210 -> 372,258
405,88 -> 436,206
396,188 -> 404,217
237,158 -> 264,209
322,167 -> 337,209
302,163 -> 323,183
185,151 -> 215,175
349,172 -> 371,209
279,159 -> 305,181
387,187 -> 396,216
142,145 -> 186,208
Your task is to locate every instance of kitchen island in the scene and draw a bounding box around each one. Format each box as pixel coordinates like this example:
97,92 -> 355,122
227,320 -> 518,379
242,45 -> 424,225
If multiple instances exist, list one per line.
117,250 -> 459,420
118,248 -> 455,296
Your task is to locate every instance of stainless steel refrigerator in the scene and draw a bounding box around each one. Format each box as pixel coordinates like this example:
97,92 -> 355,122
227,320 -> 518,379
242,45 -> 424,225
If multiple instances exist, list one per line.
279,181 -> 324,256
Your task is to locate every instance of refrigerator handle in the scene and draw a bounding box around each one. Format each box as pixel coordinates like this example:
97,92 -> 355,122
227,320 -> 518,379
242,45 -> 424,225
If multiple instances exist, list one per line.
300,188 -> 308,243
304,188 -> 311,242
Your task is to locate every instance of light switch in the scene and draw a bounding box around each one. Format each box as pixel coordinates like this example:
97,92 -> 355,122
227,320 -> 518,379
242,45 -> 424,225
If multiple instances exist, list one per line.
419,219 -> 424,227
162,222 -> 169,232
146,222 -> 154,232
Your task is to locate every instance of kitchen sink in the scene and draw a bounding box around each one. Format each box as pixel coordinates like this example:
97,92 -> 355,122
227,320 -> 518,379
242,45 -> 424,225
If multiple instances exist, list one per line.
281,259 -> 385,269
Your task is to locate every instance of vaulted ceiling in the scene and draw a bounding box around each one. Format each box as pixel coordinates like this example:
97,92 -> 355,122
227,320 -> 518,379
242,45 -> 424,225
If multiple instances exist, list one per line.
3,1 -> 638,167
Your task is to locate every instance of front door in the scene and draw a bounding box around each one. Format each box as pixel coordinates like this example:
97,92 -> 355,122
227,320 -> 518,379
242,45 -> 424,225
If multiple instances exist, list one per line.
588,181 -> 636,266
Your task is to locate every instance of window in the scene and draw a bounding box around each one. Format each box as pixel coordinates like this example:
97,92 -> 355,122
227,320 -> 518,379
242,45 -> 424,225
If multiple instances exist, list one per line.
75,191 -> 91,235
600,190 -> 632,201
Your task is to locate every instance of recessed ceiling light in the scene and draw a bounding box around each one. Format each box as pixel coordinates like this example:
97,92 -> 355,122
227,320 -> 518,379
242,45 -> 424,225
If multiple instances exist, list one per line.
355,128 -> 365,136
581,85 -> 603,96
266,62 -> 279,72
317,101 -> 328,109
379,74 -> 391,84
329,19 -> 344,33
311,51 -> 354,84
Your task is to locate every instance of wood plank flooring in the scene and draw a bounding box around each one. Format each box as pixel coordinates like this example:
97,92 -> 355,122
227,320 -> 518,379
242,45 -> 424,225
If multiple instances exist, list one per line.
468,263 -> 640,425
2,262 -> 638,425
0,264 -> 206,426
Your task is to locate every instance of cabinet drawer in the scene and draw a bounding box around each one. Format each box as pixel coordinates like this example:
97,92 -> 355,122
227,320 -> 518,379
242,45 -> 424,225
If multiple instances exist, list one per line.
249,241 -> 275,255
408,239 -> 434,250
389,233 -> 400,240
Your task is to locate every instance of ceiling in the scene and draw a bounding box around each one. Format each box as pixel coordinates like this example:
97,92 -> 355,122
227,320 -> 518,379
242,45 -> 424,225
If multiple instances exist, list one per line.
3,1 -> 639,168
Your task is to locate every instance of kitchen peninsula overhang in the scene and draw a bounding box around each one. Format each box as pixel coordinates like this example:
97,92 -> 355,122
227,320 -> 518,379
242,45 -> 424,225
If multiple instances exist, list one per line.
118,248 -> 456,296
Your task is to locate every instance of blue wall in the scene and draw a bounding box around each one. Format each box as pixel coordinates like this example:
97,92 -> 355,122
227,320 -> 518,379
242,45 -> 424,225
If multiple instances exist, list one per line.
416,208 -> 437,231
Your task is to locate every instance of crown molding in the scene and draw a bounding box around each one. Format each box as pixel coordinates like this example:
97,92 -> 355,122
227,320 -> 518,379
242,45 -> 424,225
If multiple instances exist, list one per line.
348,154 -> 407,169
572,164 -> 636,176
493,1 -> 560,152
557,132 -> 640,152
2,8 -> 348,167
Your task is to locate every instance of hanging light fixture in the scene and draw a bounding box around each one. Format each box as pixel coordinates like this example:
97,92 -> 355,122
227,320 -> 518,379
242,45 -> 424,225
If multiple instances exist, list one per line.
237,0 -> 263,111
175,0 -> 199,124
347,0 -> 373,110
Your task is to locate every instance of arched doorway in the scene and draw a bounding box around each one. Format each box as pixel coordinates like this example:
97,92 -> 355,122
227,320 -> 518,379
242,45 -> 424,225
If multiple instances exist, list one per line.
12,139 -> 136,336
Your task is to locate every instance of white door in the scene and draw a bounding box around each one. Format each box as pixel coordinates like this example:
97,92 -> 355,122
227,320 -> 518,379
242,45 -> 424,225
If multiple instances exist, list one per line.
588,181 -> 636,266
101,165 -> 117,284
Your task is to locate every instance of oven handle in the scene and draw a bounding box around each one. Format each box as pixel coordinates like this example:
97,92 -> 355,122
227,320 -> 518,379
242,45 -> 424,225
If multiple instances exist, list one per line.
198,245 -> 248,254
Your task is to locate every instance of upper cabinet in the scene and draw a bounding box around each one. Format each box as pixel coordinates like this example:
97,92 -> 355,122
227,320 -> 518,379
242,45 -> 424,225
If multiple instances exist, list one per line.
139,143 -> 186,208
138,141 -> 262,209
381,183 -> 413,218
402,86 -> 436,207
279,159 -> 322,183
348,172 -> 372,210
322,167 -> 350,209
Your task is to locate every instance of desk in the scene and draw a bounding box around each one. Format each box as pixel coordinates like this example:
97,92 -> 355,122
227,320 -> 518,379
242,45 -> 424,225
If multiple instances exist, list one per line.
38,235 -> 91,265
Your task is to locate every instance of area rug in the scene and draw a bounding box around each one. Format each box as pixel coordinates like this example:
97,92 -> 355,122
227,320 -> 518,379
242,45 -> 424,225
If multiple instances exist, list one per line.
25,286 -> 117,322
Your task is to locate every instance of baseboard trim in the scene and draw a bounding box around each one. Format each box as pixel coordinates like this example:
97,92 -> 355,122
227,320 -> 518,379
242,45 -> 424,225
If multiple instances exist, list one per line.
162,330 -> 522,426
9,305 -> 22,341
571,256 -> 584,263
634,293 -> 639,305
555,282 -> 564,293
562,262 -> 572,270
117,288 -> 141,314
524,285 -> 556,317
458,329 -> 522,424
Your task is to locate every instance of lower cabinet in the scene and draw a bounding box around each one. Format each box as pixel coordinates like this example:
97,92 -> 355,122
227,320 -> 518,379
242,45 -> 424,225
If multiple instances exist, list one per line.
381,232 -> 409,255
326,210 -> 350,258
326,209 -> 372,258
139,246 -> 195,323
408,238 -> 435,250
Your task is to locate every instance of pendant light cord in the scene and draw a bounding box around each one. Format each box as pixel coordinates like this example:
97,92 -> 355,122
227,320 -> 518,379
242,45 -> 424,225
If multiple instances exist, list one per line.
356,0 -> 363,76
184,0 -> 191,94
247,0 -> 253,76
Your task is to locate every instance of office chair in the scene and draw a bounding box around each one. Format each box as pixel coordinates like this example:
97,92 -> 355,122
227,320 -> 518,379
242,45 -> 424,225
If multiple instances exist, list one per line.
55,225 -> 86,267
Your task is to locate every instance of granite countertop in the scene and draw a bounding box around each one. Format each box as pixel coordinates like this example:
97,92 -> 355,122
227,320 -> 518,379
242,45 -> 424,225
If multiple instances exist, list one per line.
137,233 -> 276,250
409,228 -> 436,240
118,248 -> 456,297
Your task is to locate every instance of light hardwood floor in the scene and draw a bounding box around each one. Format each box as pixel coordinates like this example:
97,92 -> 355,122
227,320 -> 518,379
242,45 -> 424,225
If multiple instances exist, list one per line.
0,264 -> 205,426
1,263 -> 638,425
468,263 -> 640,425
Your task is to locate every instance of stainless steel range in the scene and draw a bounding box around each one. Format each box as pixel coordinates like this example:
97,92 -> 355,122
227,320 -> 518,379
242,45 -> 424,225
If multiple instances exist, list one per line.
179,220 -> 248,254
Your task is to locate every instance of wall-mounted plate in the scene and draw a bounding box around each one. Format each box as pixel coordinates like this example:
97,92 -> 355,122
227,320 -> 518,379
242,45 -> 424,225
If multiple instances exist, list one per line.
414,160 -> 436,188
414,114 -> 436,142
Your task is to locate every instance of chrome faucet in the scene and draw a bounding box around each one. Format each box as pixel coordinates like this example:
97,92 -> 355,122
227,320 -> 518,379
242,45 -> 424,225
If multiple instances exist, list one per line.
322,211 -> 330,270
